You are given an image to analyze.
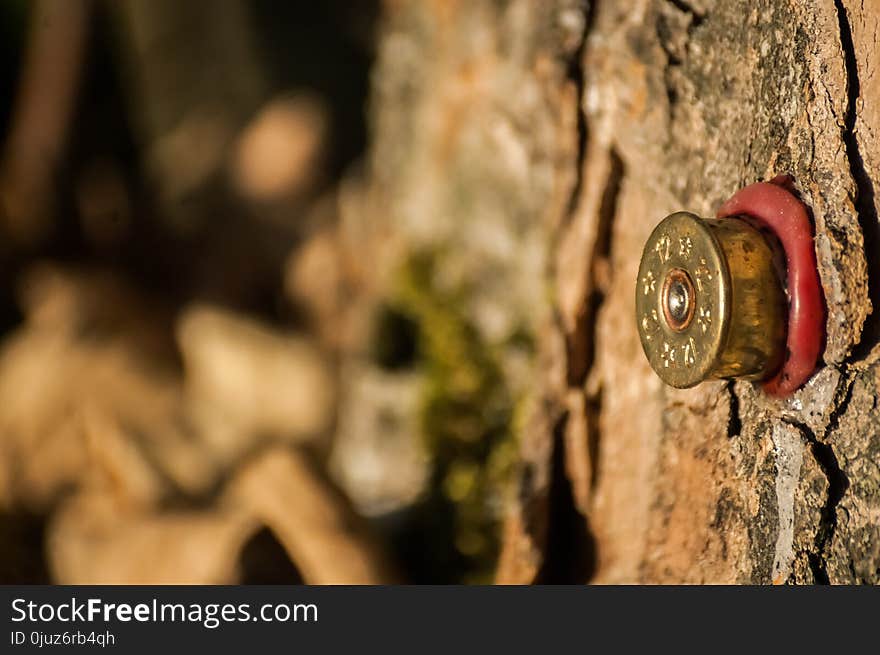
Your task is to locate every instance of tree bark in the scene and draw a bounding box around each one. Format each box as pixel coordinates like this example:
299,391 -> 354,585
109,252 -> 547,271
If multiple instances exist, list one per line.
362,0 -> 880,583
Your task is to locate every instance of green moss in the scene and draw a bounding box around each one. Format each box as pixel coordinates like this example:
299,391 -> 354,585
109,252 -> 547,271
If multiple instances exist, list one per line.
391,249 -> 522,583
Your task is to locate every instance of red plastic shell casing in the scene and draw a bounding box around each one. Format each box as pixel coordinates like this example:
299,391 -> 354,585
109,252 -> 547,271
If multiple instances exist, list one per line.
716,176 -> 825,397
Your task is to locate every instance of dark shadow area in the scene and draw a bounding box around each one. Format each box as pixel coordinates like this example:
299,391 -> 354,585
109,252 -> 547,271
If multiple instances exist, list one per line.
0,511 -> 51,584
536,415 -> 596,584
239,527 -> 304,585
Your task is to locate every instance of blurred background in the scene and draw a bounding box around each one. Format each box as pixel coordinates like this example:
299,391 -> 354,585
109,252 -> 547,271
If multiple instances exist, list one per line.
0,0 -> 566,585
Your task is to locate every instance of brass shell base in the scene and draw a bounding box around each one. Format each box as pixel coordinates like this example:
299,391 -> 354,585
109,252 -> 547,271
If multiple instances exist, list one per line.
636,212 -> 786,389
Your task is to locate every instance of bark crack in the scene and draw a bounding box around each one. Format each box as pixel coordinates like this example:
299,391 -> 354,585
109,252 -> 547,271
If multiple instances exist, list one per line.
833,0 -> 880,358
535,413 -> 596,583
563,0 -> 595,221
656,0 -> 706,126
665,0 -> 705,17
537,0 -> 603,582
782,371 -> 854,583
571,148 -> 623,384
726,381 -> 742,438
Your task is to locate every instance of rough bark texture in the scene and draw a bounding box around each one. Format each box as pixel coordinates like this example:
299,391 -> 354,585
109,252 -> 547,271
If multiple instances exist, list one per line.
328,0 -> 586,583
364,0 -> 880,583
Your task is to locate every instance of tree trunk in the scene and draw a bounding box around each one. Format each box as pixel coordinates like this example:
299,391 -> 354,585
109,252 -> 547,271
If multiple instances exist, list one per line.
362,0 -> 880,583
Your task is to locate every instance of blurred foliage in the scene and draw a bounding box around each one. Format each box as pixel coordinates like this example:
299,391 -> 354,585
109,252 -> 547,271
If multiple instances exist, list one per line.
390,249 -> 521,583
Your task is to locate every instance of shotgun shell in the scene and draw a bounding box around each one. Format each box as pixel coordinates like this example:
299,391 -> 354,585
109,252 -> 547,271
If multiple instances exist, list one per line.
636,211 -> 786,388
